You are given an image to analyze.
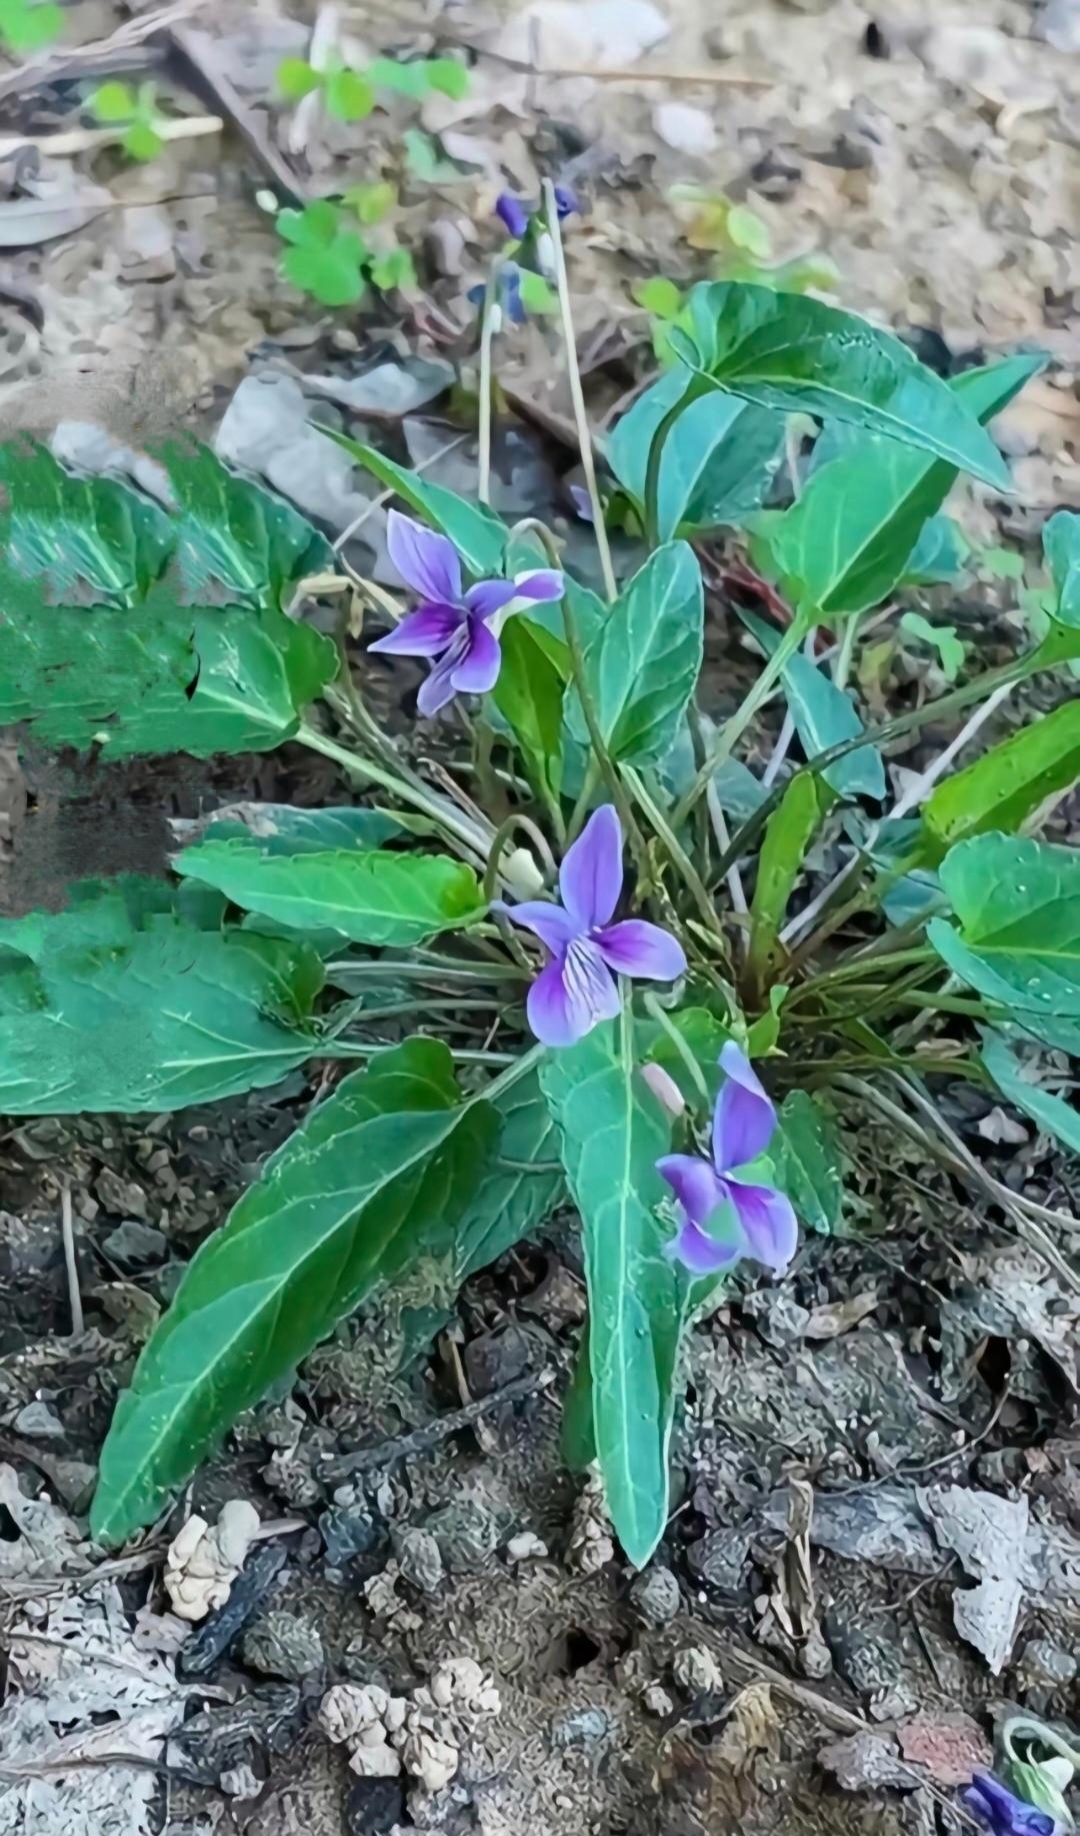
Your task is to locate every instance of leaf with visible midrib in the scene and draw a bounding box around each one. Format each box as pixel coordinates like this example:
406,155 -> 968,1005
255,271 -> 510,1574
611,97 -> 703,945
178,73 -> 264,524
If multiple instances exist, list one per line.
923,701 -> 1080,856
0,881 -> 323,1114
176,837 -> 484,946
606,369 -> 783,540
91,1038 -> 497,1545
564,542 -> 703,767
928,833 -> 1080,1027
322,431 -> 507,577
541,1015 -> 687,1568
749,354 -> 1043,618
673,284 -> 1016,492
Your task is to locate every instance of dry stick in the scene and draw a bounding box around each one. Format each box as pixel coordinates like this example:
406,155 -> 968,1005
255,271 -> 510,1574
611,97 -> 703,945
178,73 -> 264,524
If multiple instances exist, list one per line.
778,677 -> 1016,950
704,780 -> 748,923
0,117 -> 221,159
0,0 -> 197,103
168,24 -> 308,203
60,1188 -> 83,1339
541,178 -> 617,603
319,1368 -> 554,1482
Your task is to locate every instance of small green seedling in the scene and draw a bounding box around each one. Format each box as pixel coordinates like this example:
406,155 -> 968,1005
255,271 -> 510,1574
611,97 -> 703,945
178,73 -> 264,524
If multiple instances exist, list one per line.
275,51 -> 468,122
274,197 -> 417,307
0,0 -> 62,54
899,612 -> 967,683
89,80 -> 167,160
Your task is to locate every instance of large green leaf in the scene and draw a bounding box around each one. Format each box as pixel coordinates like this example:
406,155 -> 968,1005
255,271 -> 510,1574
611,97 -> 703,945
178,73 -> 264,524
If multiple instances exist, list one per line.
0,448 -> 338,758
394,1068 -> 565,1367
564,542 -> 703,767
541,1014 -> 687,1567
746,773 -> 834,1001
929,834 -> 1080,1025
924,701 -> 1080,856
673,285 -> 1015,491
91,1039 -> 497,1544
1044,511 -> 1080,629
982,1033 -> 1080,1160
771,1090 -> 845,1235
0,440 -> 173,606
749,355 -> 1042,619
0,880 -> 323,1114
174,803 -> 407,855
323,432 -> 507,577
781,650 -> 886,801
176,837 -> 484,946
607,369 -> 783,540
159,441 -> 332,608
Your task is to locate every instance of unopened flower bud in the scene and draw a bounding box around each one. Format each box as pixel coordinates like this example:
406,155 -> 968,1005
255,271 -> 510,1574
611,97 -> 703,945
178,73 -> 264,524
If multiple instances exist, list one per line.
535,230 -> 555,278
503,846 -> 546,901
640,1062 -> 685,1119
488,302 -> 503,336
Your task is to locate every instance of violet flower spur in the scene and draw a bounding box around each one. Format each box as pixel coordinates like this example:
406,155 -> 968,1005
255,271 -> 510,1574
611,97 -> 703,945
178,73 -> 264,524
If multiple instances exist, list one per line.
497,804 -> 687,1048
657,1043 -> 798,1279
964,1774 -> 1059,1836
369,509 -> 563,716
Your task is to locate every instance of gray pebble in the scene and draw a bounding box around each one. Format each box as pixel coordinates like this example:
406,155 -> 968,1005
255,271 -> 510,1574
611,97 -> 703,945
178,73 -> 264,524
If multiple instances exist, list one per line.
550,1706 -> 612,1749
630,1564 -> 681,1626
395,1527 -> 445,1596
241,1610 -> 324,1681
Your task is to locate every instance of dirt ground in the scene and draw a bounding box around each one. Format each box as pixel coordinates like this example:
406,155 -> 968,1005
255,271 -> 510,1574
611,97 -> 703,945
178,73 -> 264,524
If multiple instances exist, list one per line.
1,0 -> 1080,1831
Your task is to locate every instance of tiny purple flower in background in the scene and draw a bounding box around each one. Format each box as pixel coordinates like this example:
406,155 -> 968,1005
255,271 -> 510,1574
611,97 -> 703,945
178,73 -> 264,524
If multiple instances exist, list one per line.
369,510 -> 563,716
552,183 -> 579,220
657,1043 -> 798,1279
498,804 -> 687,1048
495,192 -> 530,239
568,483 -> 594,524
964,1774 -> 1058,1836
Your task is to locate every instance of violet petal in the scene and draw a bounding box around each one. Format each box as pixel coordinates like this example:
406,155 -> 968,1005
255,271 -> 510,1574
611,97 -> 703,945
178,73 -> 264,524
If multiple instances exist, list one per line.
558,935 -> 621,1037
368,603 -> 462,658
712,1042 -> 777,1173
595,919 -> 686,983
449,617 -> 501,695
726,1179 -> 798,1275
497,899 -> 579,954
553,183 -> 579,220
559,803 -> 623,932
463,578 -> 520,621
512,569 -> 564,603
526,952 -> 614,1047
666,1214 -> 744,1277
964,1774 -> 1055,1836
416,649 -> 462,716
655,1154 -> 727,1231
386,508 -> 462,606
495,192 -> 529,239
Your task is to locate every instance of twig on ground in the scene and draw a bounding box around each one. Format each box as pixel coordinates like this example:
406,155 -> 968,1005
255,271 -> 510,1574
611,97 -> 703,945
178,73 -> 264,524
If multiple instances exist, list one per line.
319,1368 -> 555,1481
60,1188 -> 83,1339
0,0 -> 194,104
168,25 -> 308,203
0,118 -> 221,160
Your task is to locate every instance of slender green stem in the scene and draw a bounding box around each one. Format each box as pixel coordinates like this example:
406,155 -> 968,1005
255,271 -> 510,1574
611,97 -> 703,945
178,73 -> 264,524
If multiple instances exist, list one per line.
1003,1716 -> 1080,1774
832,611 -> 862,689
326,1040 -> 518,1066
297,721 -> 493,863
559,587 -> 650,873
542,180 -> 616,602
797,946 -> 935,996
622,763 -> 728,956
329,996 -> 505,1034
324,957 -> 523,984
672,618 -> 807,830
643,991 -> 711,1107
477,262 -> 500,506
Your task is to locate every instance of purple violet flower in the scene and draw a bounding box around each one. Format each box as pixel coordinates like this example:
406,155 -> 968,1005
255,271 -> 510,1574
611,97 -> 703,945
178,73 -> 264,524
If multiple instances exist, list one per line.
964,1774 -> 1058,1836
552,183 -> 579,220
657,1043 -> 798,1278
369,510 -> 563,716
498,804 -> 687,1048
495,192 -> 530,239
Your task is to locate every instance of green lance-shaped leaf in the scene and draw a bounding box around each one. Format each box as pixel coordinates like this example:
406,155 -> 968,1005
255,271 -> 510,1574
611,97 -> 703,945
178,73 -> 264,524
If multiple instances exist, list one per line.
0,880 -> 323,1114
745,773 -> 835,1003
91,1038 -> 497,1545
923,701 -> 1080,857
928,834 -> 1080,1029
541,1014 -> 688,1568
323,432 -> 507,577
394,1067 -> 566,1366
492,616 -> 566,804
748,354 -> 1043,619
175,837 -> 484,947
770,1090 -> 845,1235
982,1033 -> 1080,1162
607,368 -> 784,541
564,541 -> 704,767
1044,511 -> 1080,629
672,284 -> 1016,492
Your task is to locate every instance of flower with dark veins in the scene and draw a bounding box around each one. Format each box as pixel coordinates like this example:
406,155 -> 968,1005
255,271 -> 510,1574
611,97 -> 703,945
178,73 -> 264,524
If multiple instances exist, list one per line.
498,804 -> 686,1047
369,510 -> 562,715
657,1043 -> 798,1278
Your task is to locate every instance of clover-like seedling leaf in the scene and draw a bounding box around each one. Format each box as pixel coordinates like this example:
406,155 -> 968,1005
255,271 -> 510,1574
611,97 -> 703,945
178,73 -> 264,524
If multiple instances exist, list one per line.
369,246 -> 417,293
276,200 -> 367,306
276,54 -> 322,100
0,0 -> 62,53
324,65 -> 375,120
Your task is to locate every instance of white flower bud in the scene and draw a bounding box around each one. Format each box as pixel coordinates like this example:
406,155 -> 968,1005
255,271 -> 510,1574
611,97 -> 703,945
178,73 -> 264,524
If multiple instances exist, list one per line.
640,1062 -> 685,1119
535,230 -> 555,278
502,846 -> 546,901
